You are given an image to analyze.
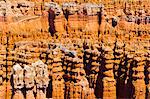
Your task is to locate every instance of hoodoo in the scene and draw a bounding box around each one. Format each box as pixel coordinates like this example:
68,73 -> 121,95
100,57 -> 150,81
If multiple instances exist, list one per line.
0,0 -> 149,99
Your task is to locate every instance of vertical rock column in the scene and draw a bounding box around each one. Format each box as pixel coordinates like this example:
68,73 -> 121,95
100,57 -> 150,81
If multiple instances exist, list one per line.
102,45 -> 116,99
64,51 -> 75,99
0,45 -> 5,98
132,50 -> 146,99
62,53 -> 69,99
125,43 -> 135,98
0,45 -> 5,85
83,42 -> 101,98
12,64 -> 24,99
24,65 -> 35,99
32,60 -> 49,99
78,52 -> 93,99
7,33 -> 14,84
51,49 -> 64,99
114,40 -> 125,79
72,51 -> 90,99
61,47 -> 81,99
83,43 -> 92,81
0,45 -> 6,84
113,40 -> 127,98
90,45 -> 100,89
0,64 -> 3,85
71,60 -> 82,99
145,51 -> 150,98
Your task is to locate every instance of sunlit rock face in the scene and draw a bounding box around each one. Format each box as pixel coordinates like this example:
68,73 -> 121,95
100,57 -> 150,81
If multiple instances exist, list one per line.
12,64 -> 24,89
0,0 -> 150,99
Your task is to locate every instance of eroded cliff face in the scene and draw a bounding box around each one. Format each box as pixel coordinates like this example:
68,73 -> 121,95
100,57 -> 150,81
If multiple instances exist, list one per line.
0,0 -> 150,99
